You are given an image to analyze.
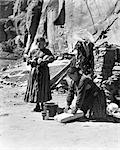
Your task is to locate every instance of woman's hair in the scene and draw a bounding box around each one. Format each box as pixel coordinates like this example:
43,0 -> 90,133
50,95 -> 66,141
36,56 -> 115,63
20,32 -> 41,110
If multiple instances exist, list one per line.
67,67 -> 80,75
74,41 -> 87,58
36,37 -> 46,43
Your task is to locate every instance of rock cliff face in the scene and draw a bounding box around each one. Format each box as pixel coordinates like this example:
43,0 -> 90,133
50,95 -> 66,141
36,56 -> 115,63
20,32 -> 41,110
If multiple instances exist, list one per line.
0,0 -> 15,42
53,0 -> 120,52
0,0 -> 14,19
64,0 -> 120,50
0,0 -> 120,52
0,19 -> 7,42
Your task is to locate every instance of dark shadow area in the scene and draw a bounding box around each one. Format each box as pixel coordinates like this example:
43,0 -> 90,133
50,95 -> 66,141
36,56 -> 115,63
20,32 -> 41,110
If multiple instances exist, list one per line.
57,107 -> 65,114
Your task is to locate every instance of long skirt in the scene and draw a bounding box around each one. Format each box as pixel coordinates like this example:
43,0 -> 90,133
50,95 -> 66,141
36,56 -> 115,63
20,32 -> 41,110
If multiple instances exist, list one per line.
24,65 -> 52,103
90,90 -> 107,119
80,90 -> 107,119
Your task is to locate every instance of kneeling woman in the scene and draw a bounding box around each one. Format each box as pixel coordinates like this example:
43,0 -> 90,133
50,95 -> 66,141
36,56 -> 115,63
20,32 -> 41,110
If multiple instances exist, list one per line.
24,37 -> 54,112
65,67 -> 106,120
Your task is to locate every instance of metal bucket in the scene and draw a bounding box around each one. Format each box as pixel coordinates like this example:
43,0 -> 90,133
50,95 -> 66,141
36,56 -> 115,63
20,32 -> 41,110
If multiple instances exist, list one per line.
44,102 -> 58,117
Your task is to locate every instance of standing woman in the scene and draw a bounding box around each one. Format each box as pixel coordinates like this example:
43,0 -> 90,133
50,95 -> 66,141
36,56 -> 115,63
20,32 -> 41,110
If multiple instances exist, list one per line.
24,37 -> 54,112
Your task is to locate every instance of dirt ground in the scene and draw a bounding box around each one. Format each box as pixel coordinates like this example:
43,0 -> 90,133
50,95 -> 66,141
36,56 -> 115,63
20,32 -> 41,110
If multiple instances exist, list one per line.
0,60 -> 120,150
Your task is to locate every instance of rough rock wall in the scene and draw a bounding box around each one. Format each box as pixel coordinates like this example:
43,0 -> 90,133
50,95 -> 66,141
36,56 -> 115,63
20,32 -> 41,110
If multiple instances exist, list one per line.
0,0 -> 15,19
0,0 -> 16,42
64,0 -> 120,50
50,0 -> 120,53
0,19 -> 7,42
1,0 -> 120,52
13,0 -> 27,17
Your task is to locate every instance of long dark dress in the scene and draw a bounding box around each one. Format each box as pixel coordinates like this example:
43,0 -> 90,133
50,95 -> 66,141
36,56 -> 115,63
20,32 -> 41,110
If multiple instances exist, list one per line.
24,48 -> 54,103
66,75 -> 106,119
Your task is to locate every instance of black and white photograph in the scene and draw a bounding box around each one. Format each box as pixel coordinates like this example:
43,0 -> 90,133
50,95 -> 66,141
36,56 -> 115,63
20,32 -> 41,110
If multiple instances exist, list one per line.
0,0 -> 120,150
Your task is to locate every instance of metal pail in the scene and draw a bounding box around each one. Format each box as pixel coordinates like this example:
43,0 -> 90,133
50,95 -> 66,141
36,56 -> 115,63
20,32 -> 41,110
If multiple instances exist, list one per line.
44,102 -> 58,117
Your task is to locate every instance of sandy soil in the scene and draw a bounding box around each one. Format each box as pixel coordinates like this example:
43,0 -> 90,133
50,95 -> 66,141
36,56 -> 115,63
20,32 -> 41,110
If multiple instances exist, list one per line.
0,60 -> 120,150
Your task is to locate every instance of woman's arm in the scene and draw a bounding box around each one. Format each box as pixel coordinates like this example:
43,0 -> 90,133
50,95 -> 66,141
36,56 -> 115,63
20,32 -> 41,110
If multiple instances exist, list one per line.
66,81 -> 75,107
41,49 -> 55,65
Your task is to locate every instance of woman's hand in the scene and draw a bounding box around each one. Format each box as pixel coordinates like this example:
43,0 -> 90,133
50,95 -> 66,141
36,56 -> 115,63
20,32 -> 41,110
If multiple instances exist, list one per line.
31,59 -> 37,67
37,58 -> 43,64
24,53 -> 29,58
71,107 -> 78,114
23,53 -> 29,62
64,105 -> 71,113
